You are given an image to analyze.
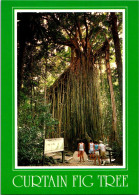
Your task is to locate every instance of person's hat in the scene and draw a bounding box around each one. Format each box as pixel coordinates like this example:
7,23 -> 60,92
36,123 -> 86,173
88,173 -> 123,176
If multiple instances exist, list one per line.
99,140 -> 102,143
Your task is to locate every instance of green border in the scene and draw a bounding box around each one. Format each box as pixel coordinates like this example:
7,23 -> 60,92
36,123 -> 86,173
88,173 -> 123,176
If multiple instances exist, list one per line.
1,0 -> 139,194
13,7 -> 127,172
12,7 -> 16,172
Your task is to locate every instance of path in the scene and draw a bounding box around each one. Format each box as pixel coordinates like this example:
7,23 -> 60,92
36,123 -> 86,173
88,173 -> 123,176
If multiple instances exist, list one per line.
45,151 -> 118,166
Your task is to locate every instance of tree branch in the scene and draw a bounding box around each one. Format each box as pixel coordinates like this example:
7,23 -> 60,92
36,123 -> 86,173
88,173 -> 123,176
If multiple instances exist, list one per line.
51,14 -> 73,39
93,38 -> 112,62
74,13 -> 85,50
84,13 -> 89,54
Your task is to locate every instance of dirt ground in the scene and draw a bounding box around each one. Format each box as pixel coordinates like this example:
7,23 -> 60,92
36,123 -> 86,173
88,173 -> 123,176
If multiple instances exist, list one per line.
54,160 -> 116,166
46,151 -> 119,166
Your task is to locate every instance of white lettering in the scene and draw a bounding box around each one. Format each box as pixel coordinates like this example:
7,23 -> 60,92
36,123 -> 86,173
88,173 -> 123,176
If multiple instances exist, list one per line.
123,175 -> 128,187
31,176 -> 41,187
82,175 -> 94,187
60,176 -> 67,187
13,175 -> 23,187
24,176 -> 30,187
73,175 -> 78,187
48,176 -> 56,187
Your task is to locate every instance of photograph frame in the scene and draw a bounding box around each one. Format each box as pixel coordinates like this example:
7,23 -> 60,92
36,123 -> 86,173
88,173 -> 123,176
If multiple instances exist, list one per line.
14,8 -> 126,170
1,0 -> 139,194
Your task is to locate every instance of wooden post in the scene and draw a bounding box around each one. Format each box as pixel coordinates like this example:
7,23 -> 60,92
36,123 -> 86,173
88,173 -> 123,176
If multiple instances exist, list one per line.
42,154 -> 45,166
62,151 -> 65,163
106,149 -> 112,164
42,139 -> 45,165
109,151 -> 112,163
108,150 -> 112,163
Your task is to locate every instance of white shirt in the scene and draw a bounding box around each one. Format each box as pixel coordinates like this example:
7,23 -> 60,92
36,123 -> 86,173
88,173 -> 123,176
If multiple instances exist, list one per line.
99,143 -> 106,152
89,143 -> 94,150
79,143 -> 84,151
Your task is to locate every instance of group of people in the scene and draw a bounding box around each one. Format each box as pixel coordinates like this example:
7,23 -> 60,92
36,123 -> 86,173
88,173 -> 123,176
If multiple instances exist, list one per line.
78,139 -> 106,165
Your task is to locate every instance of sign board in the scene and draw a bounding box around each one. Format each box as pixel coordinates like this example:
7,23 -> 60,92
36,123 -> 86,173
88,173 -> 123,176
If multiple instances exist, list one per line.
44,138 -> 64,154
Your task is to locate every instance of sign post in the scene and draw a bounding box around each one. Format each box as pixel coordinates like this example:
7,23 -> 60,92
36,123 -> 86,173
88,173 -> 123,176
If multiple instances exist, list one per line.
43,138 -> 65,164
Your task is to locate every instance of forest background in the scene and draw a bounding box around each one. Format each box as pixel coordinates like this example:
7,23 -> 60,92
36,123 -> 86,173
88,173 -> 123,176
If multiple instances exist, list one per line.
17,11 -> 123,166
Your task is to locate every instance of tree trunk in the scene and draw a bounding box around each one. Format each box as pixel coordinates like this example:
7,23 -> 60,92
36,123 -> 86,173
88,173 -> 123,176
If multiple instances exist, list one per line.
44,57 -> 47,139
105,41 -> 117,142
110,12 -> 122,103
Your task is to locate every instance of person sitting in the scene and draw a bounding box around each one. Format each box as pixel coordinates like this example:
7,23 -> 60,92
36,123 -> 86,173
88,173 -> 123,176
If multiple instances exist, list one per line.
99,140 -> 106,165
94,141 -> 101,165
88,140 -> 95,160
78,139 -> 85,162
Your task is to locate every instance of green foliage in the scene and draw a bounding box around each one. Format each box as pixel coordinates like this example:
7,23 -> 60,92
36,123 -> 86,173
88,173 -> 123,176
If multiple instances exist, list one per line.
99,69 -> 113,138
18,96 -> 58,166
111,63 -> 123,144
112,141 -> 123,164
